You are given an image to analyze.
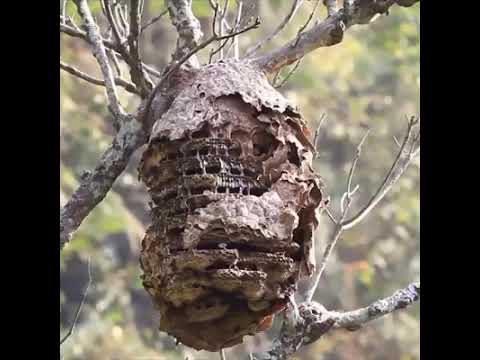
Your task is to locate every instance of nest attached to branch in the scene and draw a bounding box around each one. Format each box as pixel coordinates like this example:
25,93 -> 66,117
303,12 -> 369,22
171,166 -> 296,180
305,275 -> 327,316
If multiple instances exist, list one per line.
138,60 -> 326,351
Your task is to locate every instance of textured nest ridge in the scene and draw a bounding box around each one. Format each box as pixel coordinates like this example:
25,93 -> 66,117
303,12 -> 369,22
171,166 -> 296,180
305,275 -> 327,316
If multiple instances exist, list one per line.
138,59 -> 326,351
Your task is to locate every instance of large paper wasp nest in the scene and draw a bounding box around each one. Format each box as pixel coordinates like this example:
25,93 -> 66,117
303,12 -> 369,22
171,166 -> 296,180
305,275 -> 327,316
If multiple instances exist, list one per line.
138,60 -> 326,351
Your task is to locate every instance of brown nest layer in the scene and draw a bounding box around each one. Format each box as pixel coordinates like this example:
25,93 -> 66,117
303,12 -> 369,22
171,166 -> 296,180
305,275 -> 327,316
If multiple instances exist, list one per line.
138,60 -> 326,351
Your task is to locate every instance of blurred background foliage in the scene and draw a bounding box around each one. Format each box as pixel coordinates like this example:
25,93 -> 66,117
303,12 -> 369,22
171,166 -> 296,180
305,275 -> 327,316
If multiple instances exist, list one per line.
60,1 -> 419,359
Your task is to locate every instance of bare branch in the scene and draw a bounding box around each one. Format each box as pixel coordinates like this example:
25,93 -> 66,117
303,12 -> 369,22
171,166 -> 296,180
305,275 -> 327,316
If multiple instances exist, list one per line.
60,22 -> 162,81
60,60 -> 140,95
254,282 -> 420,360
274,59 -> 302,88
73,0 -> 126,124
61,22 -> 117,51
245,0 -> 304,57
303,118 -> 419,302
219,0 -> 230,59
141,16 -> 260,128
254,0 -> 420,73
313,113 -> 327,158
323,0 -> 338,16
227,0 -> 244,59
331,282 -> 420,330
295,0 -> 321,46
167,0 -> 204,67
141,9 -> 168,32
220,348 -> 227,360
61,0 -> 67,24
343,117 -> 420,230
60,258 -> 92,345
128,0 -> 154,97
60,119 -> 146,250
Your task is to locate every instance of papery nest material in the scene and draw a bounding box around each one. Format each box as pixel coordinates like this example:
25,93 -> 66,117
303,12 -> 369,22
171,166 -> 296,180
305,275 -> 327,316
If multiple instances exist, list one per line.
138,59 -> 326,351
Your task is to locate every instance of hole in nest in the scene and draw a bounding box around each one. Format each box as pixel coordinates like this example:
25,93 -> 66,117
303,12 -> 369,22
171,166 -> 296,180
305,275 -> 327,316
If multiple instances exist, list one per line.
231,168 -> 241,175
199,147 -> 209,156
167,153 -> 178,160
217,186 -> 226,193
230,187 -> 240,194
243,168 -> 256,177
199,92 -> 206,98
206,165 -> 221,174
192,127 -> 210,139
163,190 -> 178,201
185,168 -> 200,176
229,147 -> 242,157
250,187 -> 265,196
252,131 -> 276,157
191,187 -> 209,195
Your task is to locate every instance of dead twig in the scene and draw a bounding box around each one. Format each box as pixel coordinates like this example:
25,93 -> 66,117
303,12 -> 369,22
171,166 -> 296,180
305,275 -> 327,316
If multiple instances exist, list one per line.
60,258 -> 92,345
246,0 -> 304,57
60,60 -> 140,95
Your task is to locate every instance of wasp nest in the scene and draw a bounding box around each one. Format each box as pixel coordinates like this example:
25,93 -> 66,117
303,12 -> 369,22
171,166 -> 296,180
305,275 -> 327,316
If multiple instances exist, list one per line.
139,60 -> 326,351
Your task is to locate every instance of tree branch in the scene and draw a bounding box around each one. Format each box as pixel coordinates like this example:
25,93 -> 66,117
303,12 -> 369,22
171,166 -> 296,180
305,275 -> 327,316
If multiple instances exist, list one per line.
128,0 -> 153,97
60,60 -> 140,95
73,0 -> 126,125
246,0 -> 304,57
331,282 -> 420,330
253,282 -> 420,360
254,0 -> 420,73
303,116 -> 419,302
60,118 -> 146,250
141,9 -> 168,32
166,0 -> 204,67
60,258 -> 92,345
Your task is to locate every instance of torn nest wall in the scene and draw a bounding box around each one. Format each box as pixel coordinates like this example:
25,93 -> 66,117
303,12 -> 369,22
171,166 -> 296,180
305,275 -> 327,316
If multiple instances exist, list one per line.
138,59 -> 327,351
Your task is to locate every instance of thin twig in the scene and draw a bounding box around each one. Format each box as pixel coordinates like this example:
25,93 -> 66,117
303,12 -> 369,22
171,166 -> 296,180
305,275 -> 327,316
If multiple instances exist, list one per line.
141,9 -> 168,32
73,0 -> 126,124
129,0 -> 153,96
60,22 -> 162,80
343,117 -> 420,229
294,0 -> 321,46
274,59 -> 302,88
102,0 -> 127,58
341,129 -> 371,217
246,0 -> 304,57
60,258 -> 92,345
313,113 -> 327,158
230,0 -> 243,59
303,118 -> 419,302
220,349 -> 227,360
60,61 -> 140,95
61,0 -> 67,24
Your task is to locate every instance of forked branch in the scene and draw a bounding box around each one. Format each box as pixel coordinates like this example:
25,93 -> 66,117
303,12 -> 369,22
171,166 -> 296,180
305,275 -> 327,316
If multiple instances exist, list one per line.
253,282 -> 420,360
73,0 -> 126,125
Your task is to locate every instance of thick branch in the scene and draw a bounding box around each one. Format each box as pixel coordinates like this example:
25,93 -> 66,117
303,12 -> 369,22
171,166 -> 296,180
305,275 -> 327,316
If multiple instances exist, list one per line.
166,0 -> 204,67
60,60 -> 140,95
60,118 -> 146,250
254,0 -> 419,73
254,282 -> 420,360
331,282 -> 420,329
73,0 -> 126,123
